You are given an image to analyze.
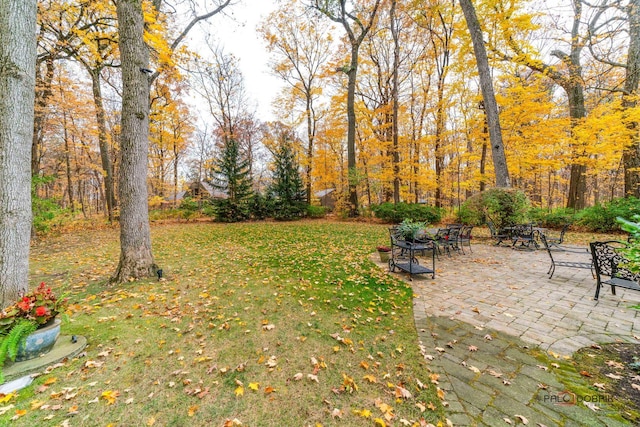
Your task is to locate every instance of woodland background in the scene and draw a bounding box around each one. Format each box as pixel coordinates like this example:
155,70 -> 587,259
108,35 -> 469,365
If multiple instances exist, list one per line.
31,0 -> 640,227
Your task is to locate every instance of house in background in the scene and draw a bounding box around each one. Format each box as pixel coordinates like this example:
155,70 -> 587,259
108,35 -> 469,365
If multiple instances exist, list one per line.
164,181 -> 226,207
315,188 -> 336,211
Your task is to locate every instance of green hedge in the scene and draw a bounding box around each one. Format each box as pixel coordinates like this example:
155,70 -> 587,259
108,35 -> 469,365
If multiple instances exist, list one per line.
371,202 -> 442,224
575,197 -> 640,232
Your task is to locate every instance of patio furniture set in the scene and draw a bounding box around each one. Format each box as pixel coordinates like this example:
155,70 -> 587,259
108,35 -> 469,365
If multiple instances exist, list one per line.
387,224 -> 473,280
385,221 -> 640,301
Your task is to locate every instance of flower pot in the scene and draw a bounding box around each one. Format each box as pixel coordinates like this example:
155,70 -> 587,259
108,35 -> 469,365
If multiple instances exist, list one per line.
378,250 -> 391,263
15,318 -> 61,362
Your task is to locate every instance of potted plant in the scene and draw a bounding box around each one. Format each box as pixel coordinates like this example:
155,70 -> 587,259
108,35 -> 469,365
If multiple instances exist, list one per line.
618,215 -> 640,272
0,282 -> 67,382
397,219 -> 426,242
376,245 -> 391,262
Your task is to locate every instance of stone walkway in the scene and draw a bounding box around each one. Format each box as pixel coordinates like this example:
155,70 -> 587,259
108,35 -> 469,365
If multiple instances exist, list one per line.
380,242 -> 640,426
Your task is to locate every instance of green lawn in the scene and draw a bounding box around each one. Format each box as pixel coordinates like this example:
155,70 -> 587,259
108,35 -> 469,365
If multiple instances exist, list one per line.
2,220 -> 444,426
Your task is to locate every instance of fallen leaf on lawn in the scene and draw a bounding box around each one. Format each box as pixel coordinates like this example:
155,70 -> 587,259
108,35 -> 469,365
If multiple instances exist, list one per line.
363,375 -> 377,383
44,377 -> 57,386
0,405 -> 14,416
503,417 -> 512,424
536,365 -> 548,371
468,365 -> 481,374
416,402 -> 426,412
515,414 -> 528,424
503,379 -> 512,386
101,390 -> 119,405
248,382 -> 259,391
472,307 -> 480,313
331,408 -> 343,419
265,356 -> 277,368
125,397 -> 134,404
223,419 -> 243,426
437,387 -> 445,400
583,401 -> 600,411
605,373 -> 622,380
606,360 -> 624,369
353,408 -> 371,418
550,363 -> 560,369
632,383 -> 640,391
293,373 -> 303,381
68,405 -> 79,415
307,374 -> 319,383
488,370 -> 502,378
395,385 -> 412,399
0,393 -> 15,404
579,370 -> 592,377
484,334 -> 493,341
234,386 -> 244,397
360,361 -> 369,370
188,405 -> 198,417
373,417 -> 387,426
11,409 -> 27,420
468,345 -> 478,352
264,386 -> 276,394
262,324 -> 275,331
435,347 -> 445,353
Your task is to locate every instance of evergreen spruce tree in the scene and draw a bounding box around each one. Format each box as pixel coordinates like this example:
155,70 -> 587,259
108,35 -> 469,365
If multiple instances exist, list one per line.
210,139 -> 253,222
269,137 -> 307,220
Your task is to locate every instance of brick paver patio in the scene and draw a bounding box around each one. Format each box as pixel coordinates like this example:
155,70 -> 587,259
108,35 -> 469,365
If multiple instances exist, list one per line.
377,242 -> 640,426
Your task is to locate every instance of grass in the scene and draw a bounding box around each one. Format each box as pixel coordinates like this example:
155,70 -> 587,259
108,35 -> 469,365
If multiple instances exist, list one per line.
2,220 -> 445,426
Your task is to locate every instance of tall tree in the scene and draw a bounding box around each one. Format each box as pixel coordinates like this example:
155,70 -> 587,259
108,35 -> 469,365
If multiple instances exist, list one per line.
0,0 -> 37,307
268,125 -> 307,220
210,138 -> 253,222
260,2 -> 332,204
459,0 -> 511,188
311,0 -> 382,217
622,0 -> 640,197
113,0 -> 231,282
113,0 -> 157,282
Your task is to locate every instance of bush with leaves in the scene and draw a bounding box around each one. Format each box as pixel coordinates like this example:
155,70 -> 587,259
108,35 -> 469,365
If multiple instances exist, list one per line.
576,197 -> 640,232
458,188 -> 529,229
372,202 -> 441,224
528,207 -> 575,228
32,176 -> 70,234
617,215 -> 640,272
307,205 -> 326,218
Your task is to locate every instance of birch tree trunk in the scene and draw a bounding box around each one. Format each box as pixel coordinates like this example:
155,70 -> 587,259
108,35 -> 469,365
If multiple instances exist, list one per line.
459,0 -> 511,188
0,0 -> 36,307
112,0 -> 157,282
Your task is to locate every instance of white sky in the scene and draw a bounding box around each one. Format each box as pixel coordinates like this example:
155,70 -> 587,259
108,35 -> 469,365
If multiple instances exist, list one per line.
185,0 -> 283,122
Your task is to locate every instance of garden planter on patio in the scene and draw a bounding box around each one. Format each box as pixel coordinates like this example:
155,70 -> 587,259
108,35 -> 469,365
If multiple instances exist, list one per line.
377,250 -> 391,263
15,317 -> 61,362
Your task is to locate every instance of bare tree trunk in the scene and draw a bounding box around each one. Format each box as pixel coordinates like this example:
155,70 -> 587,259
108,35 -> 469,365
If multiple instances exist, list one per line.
459,0 -> 510,188
112,0 -> 157,283
62,108 -> 74,212
390,0 -> 400,204
0,0 -> 36,307
90,69 -> 116,221
623,0 -> 640,198
32,56 -> 54,177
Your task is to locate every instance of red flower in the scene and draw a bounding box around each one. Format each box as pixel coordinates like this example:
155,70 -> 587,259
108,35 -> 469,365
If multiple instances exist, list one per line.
35,306 -> 47,317
17,297 -> 31,311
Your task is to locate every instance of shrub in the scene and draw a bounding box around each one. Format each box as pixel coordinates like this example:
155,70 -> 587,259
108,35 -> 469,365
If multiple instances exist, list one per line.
272,200 -> 307,221
459,188 -> 529,229
372,202 -> 441,224
528,207 -> 575,228
307,205 -> 327,218
249,192 -> 272,220
212,199 -> 250,223
576,197 -> 640,232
